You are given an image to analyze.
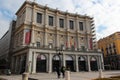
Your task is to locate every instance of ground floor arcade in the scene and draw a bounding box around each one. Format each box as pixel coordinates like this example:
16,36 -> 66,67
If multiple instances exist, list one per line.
11,48 -> 104,74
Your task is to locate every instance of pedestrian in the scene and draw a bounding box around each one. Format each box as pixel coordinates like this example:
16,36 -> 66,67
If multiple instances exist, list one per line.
56,66 -> 61,78
61,66 -> 66,78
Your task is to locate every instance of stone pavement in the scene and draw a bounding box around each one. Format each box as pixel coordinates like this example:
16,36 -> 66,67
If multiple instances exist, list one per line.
0,71 -> 120,80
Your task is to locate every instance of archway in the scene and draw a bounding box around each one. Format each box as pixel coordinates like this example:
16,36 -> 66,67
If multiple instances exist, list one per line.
78,56 -> 86,71
90,56 -> 98,71
52,55 -> 61,72
65,55 -> 74,71
20,55 -> 26,74
36,54 -> 46,72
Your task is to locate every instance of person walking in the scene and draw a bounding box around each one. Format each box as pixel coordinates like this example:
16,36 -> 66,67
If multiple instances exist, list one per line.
56,66 -> 61,78
61,66 -> 66,78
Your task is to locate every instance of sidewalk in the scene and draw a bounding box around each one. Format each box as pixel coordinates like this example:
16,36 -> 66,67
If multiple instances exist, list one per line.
0,71 -> 120,80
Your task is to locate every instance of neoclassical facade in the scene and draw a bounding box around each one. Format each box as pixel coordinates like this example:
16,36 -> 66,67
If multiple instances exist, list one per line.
0,1 -> 104,73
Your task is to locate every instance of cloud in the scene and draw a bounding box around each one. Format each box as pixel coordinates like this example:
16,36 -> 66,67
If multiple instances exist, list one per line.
0,0 -> 120,41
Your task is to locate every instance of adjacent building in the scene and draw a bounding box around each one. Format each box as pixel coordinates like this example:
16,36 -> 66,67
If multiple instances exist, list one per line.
98,32 -> 120,70
0,1 -> 104,74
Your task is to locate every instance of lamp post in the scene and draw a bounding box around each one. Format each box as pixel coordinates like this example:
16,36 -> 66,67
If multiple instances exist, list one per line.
56,47 -> 64,67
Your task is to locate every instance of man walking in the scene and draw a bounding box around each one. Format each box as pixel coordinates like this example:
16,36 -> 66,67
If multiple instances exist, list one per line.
61,66 -> 66,78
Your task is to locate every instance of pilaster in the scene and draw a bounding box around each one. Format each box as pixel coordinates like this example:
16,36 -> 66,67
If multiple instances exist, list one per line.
87,55 -> 91,71
75,55 -> 79,72
44,8 -> 48,47
48,53 -> 52,73
26,50 -> 33,73
63,54 -> 65,67
32,52 -> 36,73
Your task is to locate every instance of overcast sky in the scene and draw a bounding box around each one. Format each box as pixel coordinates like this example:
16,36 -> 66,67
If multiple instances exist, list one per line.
0,0 -> 120,40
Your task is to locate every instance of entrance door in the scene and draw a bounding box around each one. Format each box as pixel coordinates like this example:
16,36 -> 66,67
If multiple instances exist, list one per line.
65,55 -> 74,71
36,54 -> 46,72
90,57 -> 98,71
52,55 -> 61,72
78,56 -> 86,71
20,55 -> 26,73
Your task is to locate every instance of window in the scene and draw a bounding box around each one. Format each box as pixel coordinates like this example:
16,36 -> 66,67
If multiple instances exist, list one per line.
69,20 -> 74,29
79,22 -> 83,31
71,45 -> 75,50
81,46 -> 85,51
59,18 -> 64,28
36,42 -> 40,48
48,43 -> 53,49
49,16 -> 54,26
37,13 -> 42,23
61,44 -> 65,50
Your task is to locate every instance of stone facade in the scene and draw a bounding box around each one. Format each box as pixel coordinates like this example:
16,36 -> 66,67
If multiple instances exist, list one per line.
0,1 -> 104,73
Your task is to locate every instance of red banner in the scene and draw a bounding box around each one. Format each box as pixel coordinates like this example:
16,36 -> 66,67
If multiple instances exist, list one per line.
89,38 -> 93,50
74,41 -> 76,48
25,31 -> 31,44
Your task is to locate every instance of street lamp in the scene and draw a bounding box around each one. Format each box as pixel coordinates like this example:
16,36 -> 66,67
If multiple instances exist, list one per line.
56,47 -> 64,67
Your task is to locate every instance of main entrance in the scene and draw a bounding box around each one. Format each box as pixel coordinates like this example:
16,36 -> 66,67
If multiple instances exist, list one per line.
20,55 -> 26,73
36,54 -> 46,72
65,55 -> 74,71
90,57 -> 98,71
78,56 -> 86,71
52,55 -> 61,72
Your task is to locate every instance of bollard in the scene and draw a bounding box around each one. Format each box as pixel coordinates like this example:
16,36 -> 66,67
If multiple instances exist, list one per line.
22,72 -> 29,80
65,71 -> 70,80
99,69 -> 103,78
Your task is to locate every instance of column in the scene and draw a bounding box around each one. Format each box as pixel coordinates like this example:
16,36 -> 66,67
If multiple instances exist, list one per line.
76,34 -> 80,50
44,8 -> 48,47
32,4 -> 36,24
15,56 -> 18,73
30,4 -> 36,46
63,54 -> 66,67
26,50 -> 33,73
87,55 -> 91,71
75,16 -> 80,50
55,12 -> 59,48
66,14 -> 69,31
75,55 -> 79,72
48,53 -> 52,73
30,26 -> 35,46
85,18 -> 89,49
101,55 -> 104,70
66,14 -> 70,49
32,52 -> 36,73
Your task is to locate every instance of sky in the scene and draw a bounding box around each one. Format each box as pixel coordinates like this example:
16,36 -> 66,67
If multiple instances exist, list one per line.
0,0 -> 120,40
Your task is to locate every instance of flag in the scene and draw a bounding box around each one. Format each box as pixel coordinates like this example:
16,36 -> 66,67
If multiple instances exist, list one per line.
70,39 -> 72,47
89,38 -> 93,50
25,31 -> 31,44
74,41 -> 76,48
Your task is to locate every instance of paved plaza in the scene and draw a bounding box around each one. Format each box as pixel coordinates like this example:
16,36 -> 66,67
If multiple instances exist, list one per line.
0,71 -> 120,80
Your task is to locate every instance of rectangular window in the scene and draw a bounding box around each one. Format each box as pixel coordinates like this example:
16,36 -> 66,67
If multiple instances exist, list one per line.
59,18 -> 64,28
69,20 -> 74,29
49,16 -> 54,26
61,44 -> 64,50
79,22 -> 83,31
48,43 -> 53,49
37,13 -> 42,23
36,42 -> 40,48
